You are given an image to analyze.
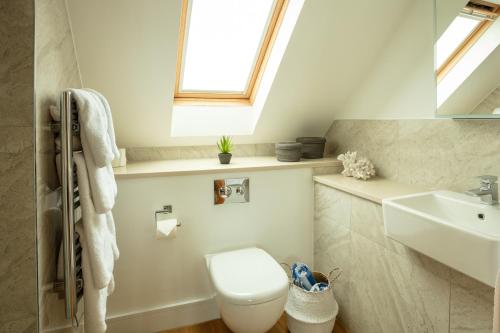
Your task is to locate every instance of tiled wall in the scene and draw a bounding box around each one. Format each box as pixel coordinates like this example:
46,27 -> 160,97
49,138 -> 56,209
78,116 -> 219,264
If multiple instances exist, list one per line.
35,0 -> 82,330
126,143 -> 276,162
0,0 -> 37,332
325,119 -> 500,192
314,183 -> 494,333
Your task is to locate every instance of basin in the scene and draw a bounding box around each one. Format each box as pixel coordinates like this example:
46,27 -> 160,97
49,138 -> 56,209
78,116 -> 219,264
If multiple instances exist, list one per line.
383,190 -> 500,286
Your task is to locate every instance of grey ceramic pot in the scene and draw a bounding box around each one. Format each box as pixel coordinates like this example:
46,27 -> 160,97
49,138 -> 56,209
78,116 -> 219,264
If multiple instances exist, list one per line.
218,153 -> 232,164
275,142 -> 302,162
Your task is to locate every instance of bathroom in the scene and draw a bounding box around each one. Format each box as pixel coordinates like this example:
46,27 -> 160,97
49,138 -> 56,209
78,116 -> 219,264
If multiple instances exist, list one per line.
2,0 -> 500,332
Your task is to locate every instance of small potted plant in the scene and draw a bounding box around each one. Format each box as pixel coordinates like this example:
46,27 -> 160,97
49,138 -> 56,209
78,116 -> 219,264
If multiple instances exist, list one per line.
217,136 -> 233,164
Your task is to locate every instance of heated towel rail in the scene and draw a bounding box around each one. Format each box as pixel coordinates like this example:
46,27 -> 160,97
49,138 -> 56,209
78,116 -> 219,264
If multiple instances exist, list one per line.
52,90 -> 84,327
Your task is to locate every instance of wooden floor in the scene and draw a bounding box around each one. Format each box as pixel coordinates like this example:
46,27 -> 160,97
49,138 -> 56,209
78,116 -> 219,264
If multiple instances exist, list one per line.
160,314 -> 347,333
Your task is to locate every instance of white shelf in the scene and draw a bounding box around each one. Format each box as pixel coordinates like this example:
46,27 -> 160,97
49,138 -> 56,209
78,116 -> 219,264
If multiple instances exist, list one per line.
114,156 -> 341,179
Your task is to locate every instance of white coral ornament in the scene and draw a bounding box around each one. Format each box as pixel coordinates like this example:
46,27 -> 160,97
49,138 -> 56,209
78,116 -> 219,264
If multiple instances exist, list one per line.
337,151 -> 376,180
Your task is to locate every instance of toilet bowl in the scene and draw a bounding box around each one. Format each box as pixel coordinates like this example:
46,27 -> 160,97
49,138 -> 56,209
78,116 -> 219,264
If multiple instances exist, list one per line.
206,248 -> 289,333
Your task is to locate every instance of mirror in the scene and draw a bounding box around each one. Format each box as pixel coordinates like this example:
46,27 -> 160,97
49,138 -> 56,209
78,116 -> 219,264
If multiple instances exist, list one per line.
435,0 -> 500,118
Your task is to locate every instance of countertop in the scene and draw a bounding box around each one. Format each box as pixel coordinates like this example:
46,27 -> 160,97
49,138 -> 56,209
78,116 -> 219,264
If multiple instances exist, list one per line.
313,174 -> 427,204
114,156 -> 342,179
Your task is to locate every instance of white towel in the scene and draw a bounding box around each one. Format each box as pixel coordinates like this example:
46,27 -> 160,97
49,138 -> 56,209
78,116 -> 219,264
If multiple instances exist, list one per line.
84,88 -> 120,162
70,89 -> 118,213
74,152 -> 119,287
69,89 -> 119,168
55,152 -> 117,214
493,270 -> 500,333
83,148 -> 118,214
77,223 -> 116,333
74,152 -> 119,333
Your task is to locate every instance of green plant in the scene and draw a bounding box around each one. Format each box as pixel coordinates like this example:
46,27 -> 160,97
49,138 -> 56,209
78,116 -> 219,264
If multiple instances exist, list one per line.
217,136 -> 233,154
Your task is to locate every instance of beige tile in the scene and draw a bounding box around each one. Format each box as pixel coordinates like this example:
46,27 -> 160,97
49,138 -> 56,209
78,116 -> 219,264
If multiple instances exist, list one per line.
312,165 -> 342,175
35,0 -> 84,330
313,221 -> 352,329
349,195 -> 405,253
231,144 -> 257,157
325,120 -> 400,180
313,184 -> 353,328
0,127 -> 37,333
126,146 -> 181,162
0,0 -> 35,127
349,233 -> 449,333
450,270 -> 494,333
126,143 -> 277,162
314,184 -> 351,229
255,143 -> 276,156
398,120 -> 462,190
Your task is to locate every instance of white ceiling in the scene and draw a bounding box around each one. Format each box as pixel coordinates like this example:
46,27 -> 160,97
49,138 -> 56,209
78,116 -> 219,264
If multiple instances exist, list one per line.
67,0 -> 413,147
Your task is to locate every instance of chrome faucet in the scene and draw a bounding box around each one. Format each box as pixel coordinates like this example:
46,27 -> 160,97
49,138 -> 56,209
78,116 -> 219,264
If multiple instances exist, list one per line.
465,175 -> 498,205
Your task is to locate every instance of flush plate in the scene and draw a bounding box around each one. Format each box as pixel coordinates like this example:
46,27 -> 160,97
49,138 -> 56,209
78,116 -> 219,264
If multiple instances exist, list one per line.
214,178 -> 249,205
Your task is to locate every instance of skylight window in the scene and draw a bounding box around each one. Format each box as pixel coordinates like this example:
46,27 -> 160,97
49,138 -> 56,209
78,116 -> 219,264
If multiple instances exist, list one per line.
436,1 -> 499,81
175,0 -> 288,104
436,16 -> 481,69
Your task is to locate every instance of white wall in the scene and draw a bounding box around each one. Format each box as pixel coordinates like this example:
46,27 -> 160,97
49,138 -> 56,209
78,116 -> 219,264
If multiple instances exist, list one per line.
66,0 -> 412,147
337,0 -> 437,119
107,168 -> 314,332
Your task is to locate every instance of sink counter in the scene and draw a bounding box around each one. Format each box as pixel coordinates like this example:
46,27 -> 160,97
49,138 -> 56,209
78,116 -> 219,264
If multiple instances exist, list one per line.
313,174 -> 427,204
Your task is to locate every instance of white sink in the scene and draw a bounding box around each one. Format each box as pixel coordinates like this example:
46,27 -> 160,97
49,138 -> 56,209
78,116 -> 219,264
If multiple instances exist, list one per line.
383,190 -> 500,287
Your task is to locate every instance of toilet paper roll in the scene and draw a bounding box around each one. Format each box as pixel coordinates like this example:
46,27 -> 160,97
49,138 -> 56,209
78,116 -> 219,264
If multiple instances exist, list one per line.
156,218 -> 178,240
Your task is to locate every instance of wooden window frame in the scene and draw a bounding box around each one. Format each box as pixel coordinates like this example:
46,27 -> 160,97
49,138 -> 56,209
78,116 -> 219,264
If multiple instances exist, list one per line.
437,1 -> 500,82
174,0 -> 288,105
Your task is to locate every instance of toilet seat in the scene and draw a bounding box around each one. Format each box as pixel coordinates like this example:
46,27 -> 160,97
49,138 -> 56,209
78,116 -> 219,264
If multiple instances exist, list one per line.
209,248 -> 288,305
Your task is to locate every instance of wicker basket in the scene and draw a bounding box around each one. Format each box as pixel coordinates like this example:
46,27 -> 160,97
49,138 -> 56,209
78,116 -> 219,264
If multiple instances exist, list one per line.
282,265 -> 341,333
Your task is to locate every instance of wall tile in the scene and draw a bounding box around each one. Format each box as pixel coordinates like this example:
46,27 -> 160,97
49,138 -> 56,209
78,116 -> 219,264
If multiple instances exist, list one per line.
35,0 -> 83,330
349,232 -> 449,333
0,127 -> 36,332
314,184 -> 351,229
126,143 -> 276,162
312,166 -> 343,175
450,271 -> 494,333
313,186 -> 352,329
326,119 -> 500,192
313,185 -> 459,333
350,195 -> 405,254
313,221 -> 351,327
0,0 -> 36,331
326,120 -> 399,180
0,0 -> 35,127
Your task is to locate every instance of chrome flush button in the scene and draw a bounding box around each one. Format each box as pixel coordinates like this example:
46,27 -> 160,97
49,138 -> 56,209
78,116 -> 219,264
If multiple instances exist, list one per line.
214,178 -> 249,205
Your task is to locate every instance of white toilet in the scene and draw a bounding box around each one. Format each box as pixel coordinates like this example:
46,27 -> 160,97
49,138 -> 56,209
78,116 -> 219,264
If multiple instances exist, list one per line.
206,247 -> 289,333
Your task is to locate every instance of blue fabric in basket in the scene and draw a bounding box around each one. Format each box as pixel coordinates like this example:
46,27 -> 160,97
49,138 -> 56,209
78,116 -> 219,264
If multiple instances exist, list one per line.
310,282 -> 329,292
291,263 -> 317,291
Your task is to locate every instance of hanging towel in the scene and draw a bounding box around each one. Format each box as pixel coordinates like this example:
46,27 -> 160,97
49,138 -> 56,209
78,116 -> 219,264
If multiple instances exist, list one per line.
493,270 -> 500,333
74,152 -> 119,332
74,152 -> 119,288
51,89 -> 119,213
55,152 -> 116,214
83,150 -> 117,214
77,223 -> 116,333
84,88 -> 120,162
68,89 -> 119,167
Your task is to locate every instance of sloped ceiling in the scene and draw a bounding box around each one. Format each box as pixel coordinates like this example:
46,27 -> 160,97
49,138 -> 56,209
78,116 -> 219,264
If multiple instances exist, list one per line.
67,0 -> 412,147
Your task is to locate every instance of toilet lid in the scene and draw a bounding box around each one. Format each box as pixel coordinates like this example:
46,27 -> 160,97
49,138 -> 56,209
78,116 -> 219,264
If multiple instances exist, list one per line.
209,248 -> 289,305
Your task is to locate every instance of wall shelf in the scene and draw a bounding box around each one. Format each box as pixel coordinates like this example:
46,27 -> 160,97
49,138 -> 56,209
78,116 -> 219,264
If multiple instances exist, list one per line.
114,156 -> 341,179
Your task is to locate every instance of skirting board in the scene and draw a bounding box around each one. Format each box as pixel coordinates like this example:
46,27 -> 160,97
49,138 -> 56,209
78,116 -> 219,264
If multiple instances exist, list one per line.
45,296 -> 219,333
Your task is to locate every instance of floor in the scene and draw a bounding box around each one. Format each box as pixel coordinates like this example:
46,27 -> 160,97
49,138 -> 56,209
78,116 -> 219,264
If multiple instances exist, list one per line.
160,314 -> 347,333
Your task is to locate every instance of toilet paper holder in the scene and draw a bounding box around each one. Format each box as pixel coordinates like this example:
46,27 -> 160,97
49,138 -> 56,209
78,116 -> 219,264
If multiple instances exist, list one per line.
155,205 -> 181,227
